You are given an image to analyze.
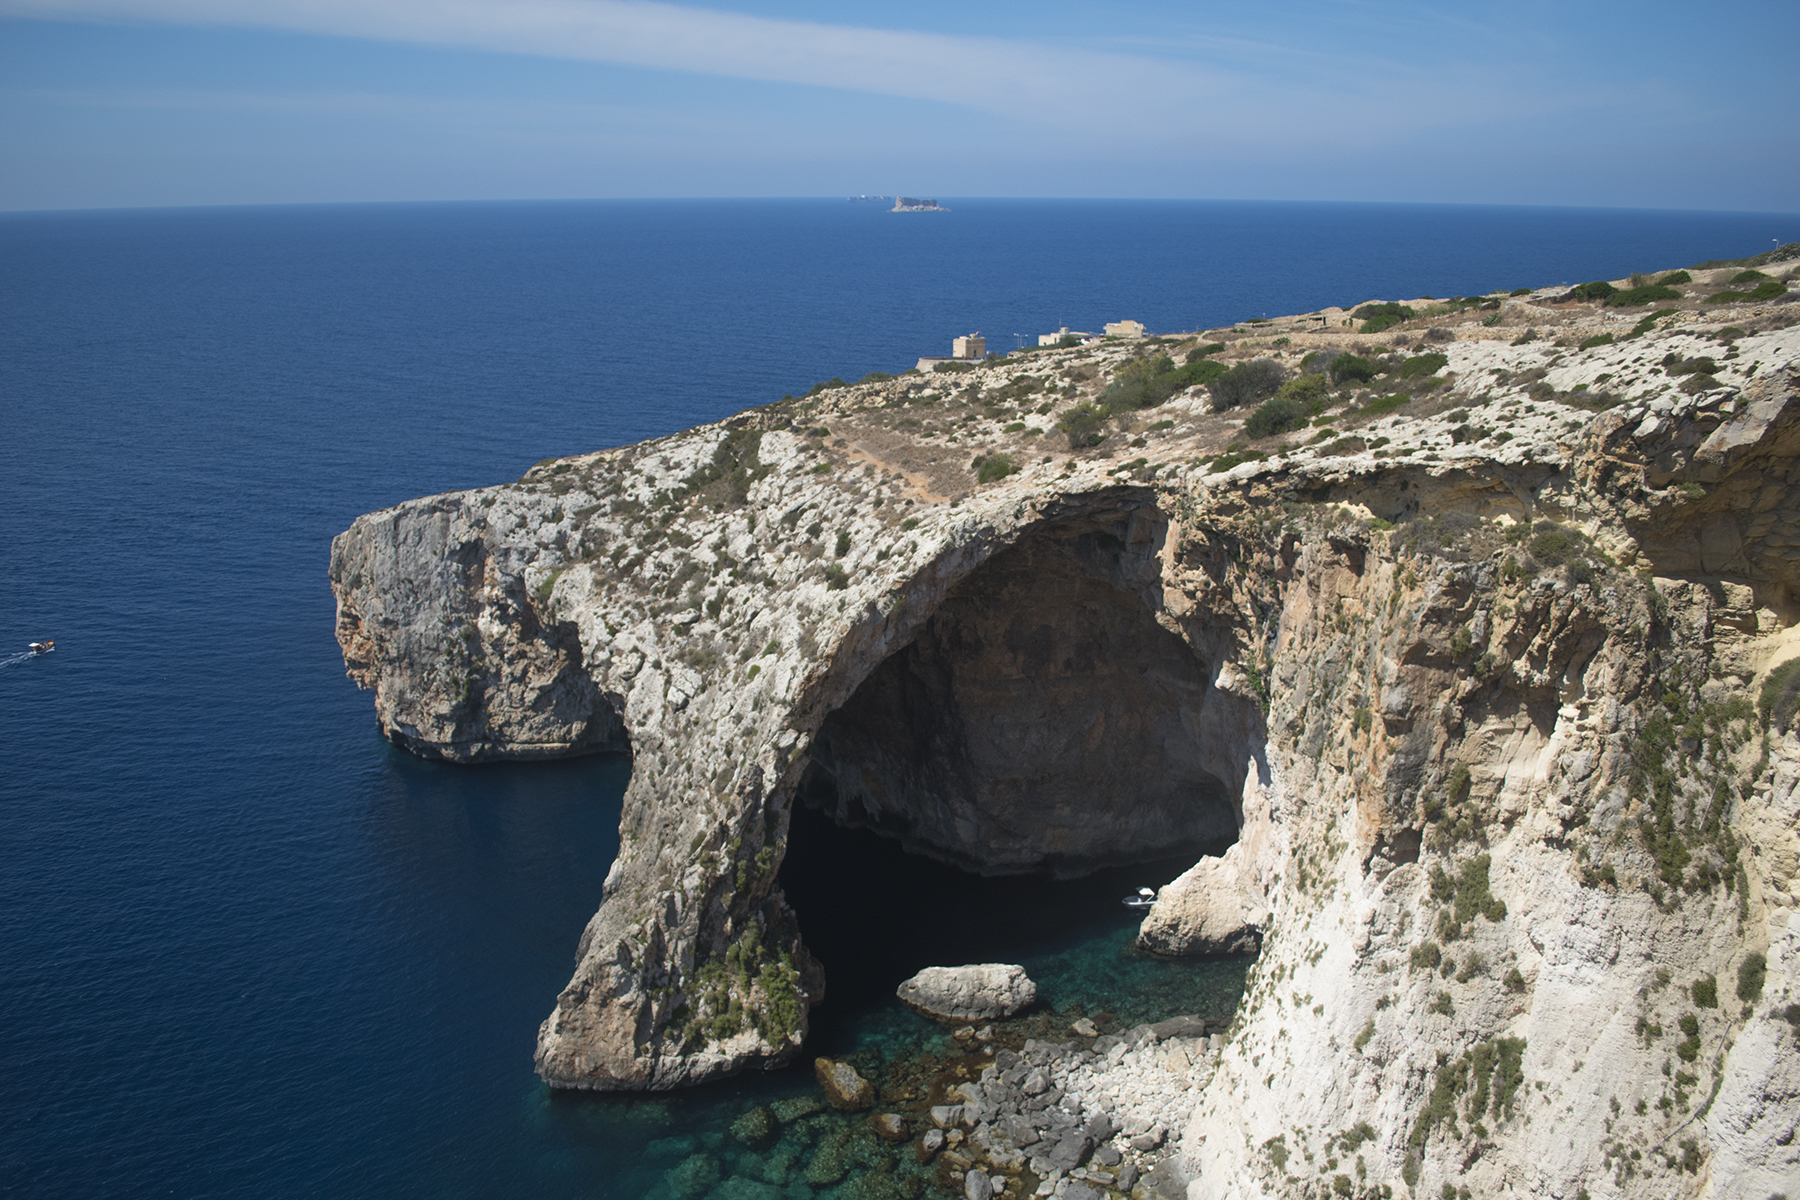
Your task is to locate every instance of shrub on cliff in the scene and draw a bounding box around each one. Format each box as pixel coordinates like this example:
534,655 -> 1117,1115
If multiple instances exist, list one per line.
1567,281 -> 1617,302
1329,353 -> 1377,385
1398,352 -> 1449,379
1353,302 -> 1415,333
1185,342 -> 1226,362
1057,402 -> 1107,447
1605,284 -> 1683,307
1761,658 -> 1800,733
975,453 -> 1018,483
1705,279 -> 1787,304
1207,358 -> 1286,410
1097,355 -> 1179,410
1243,396 -> 1307,439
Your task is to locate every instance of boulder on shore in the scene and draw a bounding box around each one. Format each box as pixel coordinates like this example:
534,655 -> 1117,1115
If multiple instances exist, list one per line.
896,964 -> 1037,1024
813,1057 -> 875,1110
1134,852 -> 1266,956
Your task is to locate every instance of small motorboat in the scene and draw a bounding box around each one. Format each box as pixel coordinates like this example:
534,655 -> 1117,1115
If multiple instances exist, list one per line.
1121,887 -> 1157,910
28,640 -> 54,655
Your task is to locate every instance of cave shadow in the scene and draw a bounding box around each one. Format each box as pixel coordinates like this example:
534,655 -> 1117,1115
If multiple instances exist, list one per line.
778,803 -> 1230,1050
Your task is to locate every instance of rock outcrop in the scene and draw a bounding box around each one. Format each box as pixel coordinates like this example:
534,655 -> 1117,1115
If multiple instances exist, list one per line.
1136,854 -> 1268,956
896,964 -> 1038,1024
331,260 -> 1800,1194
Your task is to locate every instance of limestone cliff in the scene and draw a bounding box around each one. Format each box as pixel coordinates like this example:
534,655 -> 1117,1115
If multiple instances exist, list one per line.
331,265 -> 1800,1191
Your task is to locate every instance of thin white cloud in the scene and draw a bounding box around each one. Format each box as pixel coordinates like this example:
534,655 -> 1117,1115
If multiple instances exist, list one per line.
0,0 -> 1226,128
0,0 -> 1693,156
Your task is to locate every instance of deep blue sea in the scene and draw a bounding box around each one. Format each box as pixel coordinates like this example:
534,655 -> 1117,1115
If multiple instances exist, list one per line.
3,199 -> 1794,1198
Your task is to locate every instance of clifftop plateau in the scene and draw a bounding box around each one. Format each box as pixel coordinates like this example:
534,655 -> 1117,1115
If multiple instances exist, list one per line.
331,253 -> 1800,1198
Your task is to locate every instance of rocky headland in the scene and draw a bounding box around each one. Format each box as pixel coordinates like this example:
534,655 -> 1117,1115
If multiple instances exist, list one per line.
331,249 -> 1800,1198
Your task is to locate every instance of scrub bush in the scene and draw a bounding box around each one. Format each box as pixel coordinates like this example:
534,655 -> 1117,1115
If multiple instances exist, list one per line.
1207,359 -> 1287,410
1399,353 -> 1449,378
1354,302 -> 1416,333
1057,402 -> 1108,448
1606,285 -> 1683,307
1244,396 -> 1307,439
976,453 -> 1018,483
1330,353 -> 1378,385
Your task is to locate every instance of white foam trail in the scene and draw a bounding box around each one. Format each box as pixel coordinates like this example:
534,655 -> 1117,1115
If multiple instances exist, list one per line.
0,651 -> 36,669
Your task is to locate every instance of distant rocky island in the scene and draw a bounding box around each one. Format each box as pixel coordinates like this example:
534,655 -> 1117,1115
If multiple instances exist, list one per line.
892,196 -> 948,212
330,246 -> 1800,1199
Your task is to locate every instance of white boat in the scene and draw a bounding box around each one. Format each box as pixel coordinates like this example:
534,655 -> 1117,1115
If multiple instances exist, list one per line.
1121,887 -> 1157,910
28,640 -> 54,655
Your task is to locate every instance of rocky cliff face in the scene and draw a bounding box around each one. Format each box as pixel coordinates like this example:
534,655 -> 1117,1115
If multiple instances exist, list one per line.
331,270 -> 1800,1192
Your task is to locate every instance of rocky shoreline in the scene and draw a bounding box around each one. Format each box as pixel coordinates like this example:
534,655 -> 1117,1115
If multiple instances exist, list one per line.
333,246 -> 1800,1196
645,997 -> 1234,1200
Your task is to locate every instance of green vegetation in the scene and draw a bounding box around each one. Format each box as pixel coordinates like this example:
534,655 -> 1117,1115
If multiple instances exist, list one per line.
1411,1037 -> 1527,1148
1186,342 -> 1226,362
1359,394 -> 1410,417
976,453 -> 1019,483
833,530 -> 851,557
1762,658 -> 1800,733
1354,302 -> 1416,333
1738,952 -> 1767,1003
822,563 -> 849,591
1429,854 -> 1507,940
1244,396 -> 1308,439
1692,976 -> 1718,1009
1578,333 -> 1615,350
1057,402 -> 1108,448
1353,1020 -> 1376,1052
1706,279 -> 1789,304
1330,353 -> 1378,385
1568,281 -> 1618,302
1676,1012 -> 1701,1062
1658,271 -> 1693,285
1605,284 -> 1683,307
682,428 -> 770,508
1208,359 -> 1287,410
1398,352 -> 1448,379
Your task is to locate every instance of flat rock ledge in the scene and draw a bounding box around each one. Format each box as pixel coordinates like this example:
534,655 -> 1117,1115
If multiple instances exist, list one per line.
897,964 -> 1038,1024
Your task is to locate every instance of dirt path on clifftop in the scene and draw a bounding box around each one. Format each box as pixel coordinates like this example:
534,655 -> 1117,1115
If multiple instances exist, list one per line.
840,434 -> 957,503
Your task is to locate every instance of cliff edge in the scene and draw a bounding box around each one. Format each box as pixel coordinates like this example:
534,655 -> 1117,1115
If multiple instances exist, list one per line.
332,262 -> 1800,1195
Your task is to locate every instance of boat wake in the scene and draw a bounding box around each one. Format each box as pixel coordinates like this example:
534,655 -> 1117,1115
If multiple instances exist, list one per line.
0,651 -> 36,670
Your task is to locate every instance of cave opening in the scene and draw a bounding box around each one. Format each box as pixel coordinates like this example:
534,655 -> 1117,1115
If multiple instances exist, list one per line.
779,506 -> 1258,1047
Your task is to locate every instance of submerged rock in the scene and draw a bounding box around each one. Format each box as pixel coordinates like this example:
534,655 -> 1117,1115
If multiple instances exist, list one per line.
867,1112 -> 911,1142
729,1104 -> 778,1149
896,964 -> 1037,1024
814,1057 -> 875,1110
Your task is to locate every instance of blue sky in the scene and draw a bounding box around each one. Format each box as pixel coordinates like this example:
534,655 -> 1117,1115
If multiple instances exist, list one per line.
1,0 -> 1795,211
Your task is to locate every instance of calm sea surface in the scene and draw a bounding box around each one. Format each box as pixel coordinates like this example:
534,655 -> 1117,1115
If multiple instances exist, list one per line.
2,199 -> 1793,1198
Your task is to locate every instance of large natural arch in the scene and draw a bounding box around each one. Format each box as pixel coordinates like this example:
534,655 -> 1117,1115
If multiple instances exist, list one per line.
797,505 -> 1255,878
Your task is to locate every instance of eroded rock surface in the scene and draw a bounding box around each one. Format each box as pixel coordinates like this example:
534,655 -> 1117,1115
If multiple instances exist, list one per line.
896,964 -> 1038,1024
1136,853 -> 1268,956
331,261 -> 1800,1193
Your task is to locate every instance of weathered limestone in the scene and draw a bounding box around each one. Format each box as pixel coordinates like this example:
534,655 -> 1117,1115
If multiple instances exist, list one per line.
330,273 -> 1800,1194
1135,851 -> 1268,956
813,1057 -> 875,1110
896,964 -> 1038,1024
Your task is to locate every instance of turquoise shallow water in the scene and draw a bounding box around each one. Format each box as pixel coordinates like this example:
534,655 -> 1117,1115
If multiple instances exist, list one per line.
545,806 -> 1252,1199
4,198 -> 1791,1198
